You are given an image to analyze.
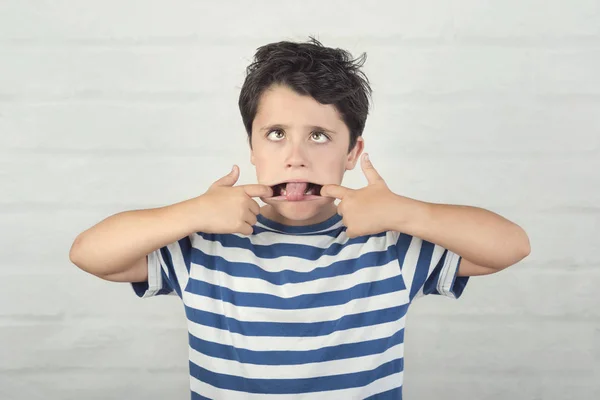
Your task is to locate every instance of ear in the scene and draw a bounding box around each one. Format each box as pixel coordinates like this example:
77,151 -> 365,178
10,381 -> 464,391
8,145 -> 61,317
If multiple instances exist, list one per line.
345,137 -> 364,170
249,135 -> 256,166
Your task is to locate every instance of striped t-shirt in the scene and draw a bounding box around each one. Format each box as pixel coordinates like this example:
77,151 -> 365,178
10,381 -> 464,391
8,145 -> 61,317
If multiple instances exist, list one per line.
132,212 -> 469,399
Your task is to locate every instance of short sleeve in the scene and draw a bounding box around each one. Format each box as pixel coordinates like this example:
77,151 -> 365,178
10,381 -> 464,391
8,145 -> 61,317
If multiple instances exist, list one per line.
394,231 -> 469,302
131,235 -> 192,299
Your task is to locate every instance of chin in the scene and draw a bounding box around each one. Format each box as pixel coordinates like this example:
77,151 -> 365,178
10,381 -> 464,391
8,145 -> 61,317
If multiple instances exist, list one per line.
263,197 -> 335,224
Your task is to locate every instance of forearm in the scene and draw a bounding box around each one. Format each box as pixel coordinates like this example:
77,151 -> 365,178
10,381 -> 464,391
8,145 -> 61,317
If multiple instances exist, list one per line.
390,195 -> 531,270
69,197 -> 201,277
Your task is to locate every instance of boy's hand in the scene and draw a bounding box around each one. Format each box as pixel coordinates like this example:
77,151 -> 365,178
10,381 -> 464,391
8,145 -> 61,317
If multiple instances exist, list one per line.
320,154 -> 399,238
196,165 -> 273,235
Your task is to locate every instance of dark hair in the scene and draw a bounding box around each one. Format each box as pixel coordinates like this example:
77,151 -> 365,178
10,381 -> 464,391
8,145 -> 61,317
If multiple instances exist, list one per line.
238,37 -> 372,152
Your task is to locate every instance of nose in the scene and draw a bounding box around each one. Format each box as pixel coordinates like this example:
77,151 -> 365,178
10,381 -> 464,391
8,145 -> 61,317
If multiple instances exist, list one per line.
284,141 -> 308,168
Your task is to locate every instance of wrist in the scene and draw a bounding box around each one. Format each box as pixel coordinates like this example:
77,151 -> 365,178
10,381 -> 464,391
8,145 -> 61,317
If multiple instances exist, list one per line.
387,193 -> 432,235
161,195 -> 208,235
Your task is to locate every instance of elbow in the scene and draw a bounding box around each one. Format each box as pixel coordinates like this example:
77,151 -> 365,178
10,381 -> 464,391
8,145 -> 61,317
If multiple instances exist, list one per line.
522,240 -> 531,259
69,235 -> 96,276
519,227 -> 531,259
69,236 -> 83,268
500,226 -> 531,271
510,227 -> 531,266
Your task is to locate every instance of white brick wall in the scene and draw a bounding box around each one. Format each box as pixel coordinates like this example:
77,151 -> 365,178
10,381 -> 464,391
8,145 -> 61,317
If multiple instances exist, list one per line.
1,1 -> 598,399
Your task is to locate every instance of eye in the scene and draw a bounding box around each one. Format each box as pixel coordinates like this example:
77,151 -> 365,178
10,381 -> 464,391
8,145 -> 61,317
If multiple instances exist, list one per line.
311,131 -> 330,143
266,129 -> 285,141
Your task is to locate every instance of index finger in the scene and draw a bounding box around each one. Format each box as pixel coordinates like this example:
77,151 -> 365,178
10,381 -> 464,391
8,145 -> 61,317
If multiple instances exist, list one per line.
241,184 -> 274,199
320,184 -> 351,199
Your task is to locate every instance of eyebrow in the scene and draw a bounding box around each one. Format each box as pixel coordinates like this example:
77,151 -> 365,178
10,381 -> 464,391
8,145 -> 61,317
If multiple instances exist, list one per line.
259,124 -> 337,134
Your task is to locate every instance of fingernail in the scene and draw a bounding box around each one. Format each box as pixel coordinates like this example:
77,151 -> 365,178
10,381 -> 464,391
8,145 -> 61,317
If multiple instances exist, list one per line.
364,153 -> 369,161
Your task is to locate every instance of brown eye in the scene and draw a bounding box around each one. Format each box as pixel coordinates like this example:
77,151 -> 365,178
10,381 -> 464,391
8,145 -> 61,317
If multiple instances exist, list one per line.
267,129 -> 285,140
311,131 -> 330,143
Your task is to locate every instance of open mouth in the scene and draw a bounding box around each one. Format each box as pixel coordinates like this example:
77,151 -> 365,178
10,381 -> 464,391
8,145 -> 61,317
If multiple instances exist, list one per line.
270,182 -> 323,201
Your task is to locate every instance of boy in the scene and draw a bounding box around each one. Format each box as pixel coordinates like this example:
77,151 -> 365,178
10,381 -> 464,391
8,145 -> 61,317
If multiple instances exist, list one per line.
70,38 -> 531,399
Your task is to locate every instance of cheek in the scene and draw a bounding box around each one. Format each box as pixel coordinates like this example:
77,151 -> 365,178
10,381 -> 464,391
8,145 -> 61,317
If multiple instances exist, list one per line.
318,153 -> 347,177
254,152 -> 276,180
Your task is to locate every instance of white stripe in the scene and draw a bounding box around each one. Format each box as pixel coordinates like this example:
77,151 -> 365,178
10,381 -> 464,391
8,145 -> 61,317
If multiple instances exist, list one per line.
140,251 -> 163,297
159,239 -> 190,293
254,219 -> 345,238
232,225 -> 344,247
188,341 -> 404,379
414,243 -> 446,300
192,232 -> 390,273
183,286 -> 408,323
187,315 -> 406,352
395,234 -> 422,298
438,250 -> 461,298
188,256 -> 400,299
189,371 -> 404,399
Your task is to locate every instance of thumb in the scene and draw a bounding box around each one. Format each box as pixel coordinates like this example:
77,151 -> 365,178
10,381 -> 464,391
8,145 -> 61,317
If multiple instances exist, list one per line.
361,153 -> 383,185
213,165 -> 240,187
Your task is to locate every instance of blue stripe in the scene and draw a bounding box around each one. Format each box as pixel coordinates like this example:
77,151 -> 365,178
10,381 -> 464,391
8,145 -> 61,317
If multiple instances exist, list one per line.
160,236 -> 193,298
189,358 -> 404,394
131,281 -> 149,298
395,233 -> 412,271
410,240 -> 434,301
450,257 -> 469,298
422,250 -> 445,296
364,387 -> 403,399
191,392 -> 211,400
178,235 -> 193,273
131,257 -> 175,297
197,231 -> 387,260
160,245 -> 181,297
189,328 -> 405,365
252,225 -> 345,237
425,253 -> 468,298
186,274 -> 406,309
256,212 -> 342,234
185,303 -> 409,337
190,245 -> 395,285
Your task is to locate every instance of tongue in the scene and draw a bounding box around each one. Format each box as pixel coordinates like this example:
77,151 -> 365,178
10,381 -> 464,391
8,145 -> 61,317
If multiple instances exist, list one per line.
285,182 -> 308,200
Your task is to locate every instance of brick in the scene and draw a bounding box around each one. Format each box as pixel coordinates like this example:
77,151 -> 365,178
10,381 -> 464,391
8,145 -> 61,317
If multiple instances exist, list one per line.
403,317 -> 597,375
1,1 -> 597,41
0,205 -> 595,268
374,157 -> 600,211
0,103 -> 247,153
1,101 -> 598,156
450,0 -> 600,39
0,47 -> 248,96
533,49 -> 600,94
4,153 -> 598,209
367,47 -> 600,96
0,1 -> 454,40
412,269 -> 600,319
0,319 -> 188,370
0,271 -> 186,321
0,370 -> 188,400
0,1 -> 598,398
404,373 -> 599,400
1,252 -> 598,319
2,47 -> 599,99
1,50 -> 595,101
367,101 -> 600,155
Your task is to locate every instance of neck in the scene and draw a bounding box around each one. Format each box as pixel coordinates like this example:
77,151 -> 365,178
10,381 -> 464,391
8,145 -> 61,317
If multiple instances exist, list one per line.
260,203 -> 338,227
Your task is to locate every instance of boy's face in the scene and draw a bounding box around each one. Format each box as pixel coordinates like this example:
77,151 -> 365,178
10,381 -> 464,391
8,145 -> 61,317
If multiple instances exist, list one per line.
250,84 -> 364,225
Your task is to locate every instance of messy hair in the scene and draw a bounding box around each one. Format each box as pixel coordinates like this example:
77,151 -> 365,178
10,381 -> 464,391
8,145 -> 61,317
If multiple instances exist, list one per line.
238,37 -> 372,152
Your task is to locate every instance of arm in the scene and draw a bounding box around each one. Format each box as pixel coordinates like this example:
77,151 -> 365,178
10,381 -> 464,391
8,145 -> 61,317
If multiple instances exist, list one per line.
69,165 -> 272,284
388,195 -> 531,276
69,197 -> 200,282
